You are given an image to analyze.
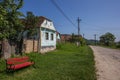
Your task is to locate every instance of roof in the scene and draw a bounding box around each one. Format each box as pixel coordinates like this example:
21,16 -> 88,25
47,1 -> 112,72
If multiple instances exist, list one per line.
56,31 -> 60,35
21,16 -> 56,31
61,34 -> 71,36
36,16 -> 52,26
39,16 -> 52,22
39,16 -> 56,31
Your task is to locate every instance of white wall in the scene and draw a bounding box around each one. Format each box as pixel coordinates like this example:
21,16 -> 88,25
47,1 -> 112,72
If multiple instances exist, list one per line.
41,29 -> 56,47
40,20 -> 56,47
41,20 -> 56,31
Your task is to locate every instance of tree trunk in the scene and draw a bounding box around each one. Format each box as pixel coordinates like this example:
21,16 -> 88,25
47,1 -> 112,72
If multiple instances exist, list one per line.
19,38 -> 23,55
2,39 -> 11,59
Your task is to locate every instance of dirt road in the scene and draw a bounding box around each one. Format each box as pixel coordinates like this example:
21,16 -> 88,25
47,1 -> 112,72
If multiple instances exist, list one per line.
90,46 -> 120,80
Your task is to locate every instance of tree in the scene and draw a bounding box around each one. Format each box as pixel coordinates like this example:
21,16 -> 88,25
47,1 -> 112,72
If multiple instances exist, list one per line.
99,32 -> 116,46
0,3 -> 9,58
24,12 -> 39,52
116,41 -> 120,48
0,2 -> 9,40
0,0 -> 24,38
70,33 -> 86,46
0,0 -> 24,58
25,12 -> 39,37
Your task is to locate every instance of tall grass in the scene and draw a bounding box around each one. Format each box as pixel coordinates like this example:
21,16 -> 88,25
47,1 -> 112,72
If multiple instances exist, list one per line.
0,43 -> 96,80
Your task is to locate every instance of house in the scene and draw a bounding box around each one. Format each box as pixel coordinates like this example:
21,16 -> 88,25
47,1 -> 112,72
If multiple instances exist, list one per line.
61,34 -> 83,43
61,34 -> 72,42
0,16 -> 56,59
23,16 -> 56,53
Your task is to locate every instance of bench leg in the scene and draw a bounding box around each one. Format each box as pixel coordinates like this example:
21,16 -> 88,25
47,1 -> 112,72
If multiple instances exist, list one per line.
32,64 -> 37,68
6,68 -> 14,73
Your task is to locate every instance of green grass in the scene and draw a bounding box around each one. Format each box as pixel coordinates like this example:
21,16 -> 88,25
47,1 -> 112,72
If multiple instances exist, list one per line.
0,43 -> 96,80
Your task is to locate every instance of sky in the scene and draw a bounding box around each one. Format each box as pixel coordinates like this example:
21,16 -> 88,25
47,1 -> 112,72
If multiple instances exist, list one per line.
20,0 -> 120,41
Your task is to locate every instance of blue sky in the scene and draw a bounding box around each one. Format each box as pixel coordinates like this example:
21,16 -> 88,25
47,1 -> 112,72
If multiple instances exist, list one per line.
20,0 -> 120,41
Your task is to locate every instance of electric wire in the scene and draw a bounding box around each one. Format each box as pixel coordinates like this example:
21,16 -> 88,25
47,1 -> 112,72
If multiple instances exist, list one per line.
50,0 -> 77,29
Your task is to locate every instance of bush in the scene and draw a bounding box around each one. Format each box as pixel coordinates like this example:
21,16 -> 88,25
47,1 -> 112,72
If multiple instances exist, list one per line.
0,59 -> 6,72
80,38 -> 86,46
56,43 -> 62,49
116,42 -> 120,48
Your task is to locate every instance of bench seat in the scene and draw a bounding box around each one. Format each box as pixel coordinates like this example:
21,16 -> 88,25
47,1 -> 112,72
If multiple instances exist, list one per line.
6,56 -> 34,72
8,62 -> 34,70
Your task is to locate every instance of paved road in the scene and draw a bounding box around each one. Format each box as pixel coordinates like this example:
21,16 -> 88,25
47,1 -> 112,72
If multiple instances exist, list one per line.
90,46 -> 120,80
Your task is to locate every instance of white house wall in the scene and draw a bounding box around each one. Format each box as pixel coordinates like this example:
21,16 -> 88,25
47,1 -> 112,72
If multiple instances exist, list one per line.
41,28 -> 56,47
40,19 -> 56,47
41,20 -> 56,31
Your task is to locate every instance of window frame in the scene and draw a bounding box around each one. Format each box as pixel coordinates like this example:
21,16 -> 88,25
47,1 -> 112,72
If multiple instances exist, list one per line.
51,33 -> 54,41
45,32 -> 49,40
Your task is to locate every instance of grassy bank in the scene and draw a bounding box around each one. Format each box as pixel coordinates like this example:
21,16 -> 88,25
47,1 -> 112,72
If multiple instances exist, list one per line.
0,43 -> 96,80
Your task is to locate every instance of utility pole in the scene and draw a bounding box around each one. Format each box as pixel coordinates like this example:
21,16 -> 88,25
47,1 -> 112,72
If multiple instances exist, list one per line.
76,17 -> 81,46
77,17 -> 81,37
83,34 -> 85,38
94,34 -> 96,45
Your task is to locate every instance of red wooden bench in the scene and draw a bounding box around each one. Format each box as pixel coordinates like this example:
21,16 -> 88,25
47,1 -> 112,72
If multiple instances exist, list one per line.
6,56 -> 34,72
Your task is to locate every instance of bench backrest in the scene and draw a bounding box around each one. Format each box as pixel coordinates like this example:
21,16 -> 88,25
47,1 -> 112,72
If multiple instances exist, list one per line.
6,56 -> 29,65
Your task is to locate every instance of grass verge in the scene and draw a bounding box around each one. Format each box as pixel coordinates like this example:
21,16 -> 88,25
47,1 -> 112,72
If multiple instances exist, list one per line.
0,43 -> 96,80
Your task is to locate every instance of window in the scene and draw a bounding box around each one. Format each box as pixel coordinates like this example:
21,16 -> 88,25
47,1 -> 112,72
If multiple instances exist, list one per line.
45,20 -> 47,25
50,23 -> 52,26
51,33 -> 54,40
45,32 -> 49,40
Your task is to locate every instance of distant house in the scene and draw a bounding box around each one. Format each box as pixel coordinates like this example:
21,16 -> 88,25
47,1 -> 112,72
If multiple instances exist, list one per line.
23,16 -> 56,53
61,34 -> 72,42
61,34 -> 83,42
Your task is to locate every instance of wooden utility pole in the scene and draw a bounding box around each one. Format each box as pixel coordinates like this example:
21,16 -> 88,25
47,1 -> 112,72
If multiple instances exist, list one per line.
77,17 -> 81,37
76,17 -> 81,46
83,34 -> 85,38
94,34 -> 96,45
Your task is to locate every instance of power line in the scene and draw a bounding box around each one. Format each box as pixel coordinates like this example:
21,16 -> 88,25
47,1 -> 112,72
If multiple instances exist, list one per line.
81,21 -> 106,29
50,0 -> 77,29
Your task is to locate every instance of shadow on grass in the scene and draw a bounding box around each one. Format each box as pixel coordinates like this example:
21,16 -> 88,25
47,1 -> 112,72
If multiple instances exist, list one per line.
0,65 -> 37,79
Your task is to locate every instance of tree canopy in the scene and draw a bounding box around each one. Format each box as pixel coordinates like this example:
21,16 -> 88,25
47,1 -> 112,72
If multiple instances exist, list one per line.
23,12 -> 39,38
0,3 -> 9,40
99,32 -> 116,46
0,0 -> 24,40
